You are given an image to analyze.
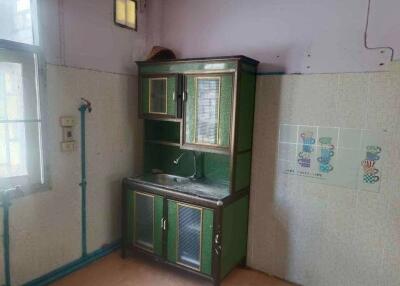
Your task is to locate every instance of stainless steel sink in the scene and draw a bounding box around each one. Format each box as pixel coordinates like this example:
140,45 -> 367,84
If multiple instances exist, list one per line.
130,173 -> 230,200
142,173 -> 190,186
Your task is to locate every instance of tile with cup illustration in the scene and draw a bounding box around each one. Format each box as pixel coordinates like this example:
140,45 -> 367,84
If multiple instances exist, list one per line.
296,126 -> 317,169
297,125 -> 317,145
278,124 -> 385,192
317,126 -> 339,148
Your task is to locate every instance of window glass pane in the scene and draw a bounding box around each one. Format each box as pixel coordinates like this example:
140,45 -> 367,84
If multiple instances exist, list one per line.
0,0 -> 37,45
0,122 -> 41,184
126,0 -> 137,29
0,122 -> 28,178
149,79 -> 167,114
0,63 -> 23,120
0,124 -> 6,164
115,0 -> 126,25
0,97 -> 5,119
0,49 -> 43,190
8,122 -> 24,141
178,205 -> 201,269
0,50 -> 39,120
10,141 -> 22,166
196,78 -> 219,145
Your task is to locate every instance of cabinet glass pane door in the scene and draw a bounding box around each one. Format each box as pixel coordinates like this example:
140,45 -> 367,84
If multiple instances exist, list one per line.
177,204 -> 202,270
196,78 -> 220,144
184,74 -> 232,150
134,192 -> 154,250
149,78 -> 167,114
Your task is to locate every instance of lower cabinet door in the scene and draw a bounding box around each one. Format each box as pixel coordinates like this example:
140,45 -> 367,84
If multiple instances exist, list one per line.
167,200 -> 214,275
132,191 -> 164,255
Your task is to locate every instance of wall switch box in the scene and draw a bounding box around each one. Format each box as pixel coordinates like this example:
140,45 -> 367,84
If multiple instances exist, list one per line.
60,116 -> 76,127
61,141 -> 75,152
63,127 -> 74,141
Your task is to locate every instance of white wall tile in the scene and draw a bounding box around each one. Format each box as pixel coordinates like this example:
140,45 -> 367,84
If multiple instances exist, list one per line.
3,65 -> 141,285
249,66 -> 400,286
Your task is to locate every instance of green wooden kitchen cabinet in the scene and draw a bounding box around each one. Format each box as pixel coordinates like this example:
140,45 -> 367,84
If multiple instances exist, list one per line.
123,56 -> 258,286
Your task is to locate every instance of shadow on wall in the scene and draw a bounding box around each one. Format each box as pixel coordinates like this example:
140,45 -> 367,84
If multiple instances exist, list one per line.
248,73 -> 291,279
111,75 -> 144,239
128,75 -> 144,176
241,47 -> 292,74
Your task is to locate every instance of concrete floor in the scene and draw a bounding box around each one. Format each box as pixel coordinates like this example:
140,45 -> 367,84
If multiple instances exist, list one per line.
51,252 -> 294,286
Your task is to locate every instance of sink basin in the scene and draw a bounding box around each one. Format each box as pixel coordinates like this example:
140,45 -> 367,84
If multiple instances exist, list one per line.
129,174 -> 230,200
143,174 -> 190,186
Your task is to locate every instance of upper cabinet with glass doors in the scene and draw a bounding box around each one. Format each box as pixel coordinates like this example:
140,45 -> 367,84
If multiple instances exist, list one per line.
137,56 -> 259,154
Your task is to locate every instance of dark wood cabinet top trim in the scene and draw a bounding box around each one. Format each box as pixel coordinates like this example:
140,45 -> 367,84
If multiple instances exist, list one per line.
136,55 -> 259,66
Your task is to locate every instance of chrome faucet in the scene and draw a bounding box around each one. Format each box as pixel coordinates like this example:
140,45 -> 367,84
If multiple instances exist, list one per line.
173,153 -> 185,165
189,151 -> 203,180
172,151 -> 203,180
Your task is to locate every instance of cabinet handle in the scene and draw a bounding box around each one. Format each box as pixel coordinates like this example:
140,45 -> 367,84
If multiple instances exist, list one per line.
214,245 -> 222,256
214,233 -> 220,244
172,91 -> 176,101
182,91 -> 187,102
161,218 -> 167,231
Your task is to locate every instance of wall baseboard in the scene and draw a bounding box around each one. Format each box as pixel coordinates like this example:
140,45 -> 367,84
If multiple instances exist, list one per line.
22,240 -> 121,286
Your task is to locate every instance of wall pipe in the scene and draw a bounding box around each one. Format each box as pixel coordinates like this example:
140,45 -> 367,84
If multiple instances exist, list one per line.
78,98 -> 92,258
364,0 -> 394,61
0,97 -> 93,286
1,189 -> 12,286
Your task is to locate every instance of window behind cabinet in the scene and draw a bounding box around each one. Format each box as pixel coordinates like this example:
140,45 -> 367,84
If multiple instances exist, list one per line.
0,0 -> 47,193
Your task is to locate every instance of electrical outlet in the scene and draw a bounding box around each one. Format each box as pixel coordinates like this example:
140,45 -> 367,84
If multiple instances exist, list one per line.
61,141 -> 75,152
60,116 -> 76,127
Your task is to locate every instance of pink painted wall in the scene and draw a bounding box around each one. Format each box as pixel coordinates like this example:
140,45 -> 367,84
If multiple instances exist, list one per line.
37,0 -> 400,74
39,0 -> 154,74
155,0 -> 399,74
367,0 -> 400,60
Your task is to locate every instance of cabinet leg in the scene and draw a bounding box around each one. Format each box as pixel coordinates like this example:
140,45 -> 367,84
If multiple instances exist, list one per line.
239,256 -> 247,267
121,246 -> 127,259
213,278 -> 221,286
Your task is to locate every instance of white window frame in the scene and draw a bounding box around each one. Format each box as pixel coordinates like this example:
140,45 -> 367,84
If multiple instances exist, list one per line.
0,0 -> 49,195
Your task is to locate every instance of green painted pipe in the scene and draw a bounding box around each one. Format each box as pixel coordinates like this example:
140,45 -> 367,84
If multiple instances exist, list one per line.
1,189 -> 11,286
78,98 -> 91,258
